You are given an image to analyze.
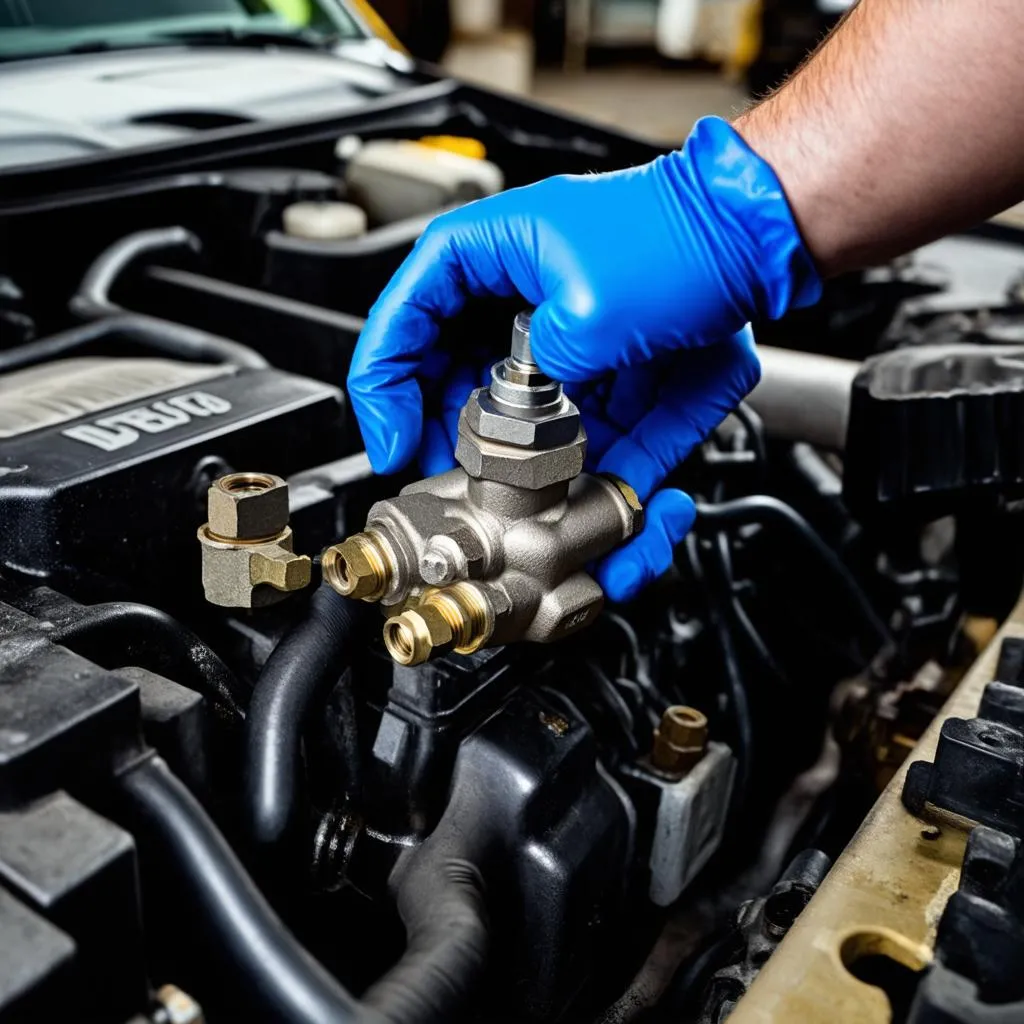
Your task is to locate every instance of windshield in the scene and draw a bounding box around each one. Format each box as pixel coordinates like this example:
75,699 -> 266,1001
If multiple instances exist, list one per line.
0,0 -> 364,60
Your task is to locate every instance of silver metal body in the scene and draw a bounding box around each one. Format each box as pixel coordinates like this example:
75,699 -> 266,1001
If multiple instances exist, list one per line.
368,468 -> 640,644
325,310 -> 642,661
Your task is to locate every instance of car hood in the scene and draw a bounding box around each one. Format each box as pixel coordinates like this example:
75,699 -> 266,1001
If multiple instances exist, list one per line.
0,44 -> 412,170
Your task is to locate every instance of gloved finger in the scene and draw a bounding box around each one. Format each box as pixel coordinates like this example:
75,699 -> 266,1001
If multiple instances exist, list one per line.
419,417 -> 457,476
419,361 -> 478,475
348,197 -> 542,474
597,489 -> 696,602
596,327 -> 759,500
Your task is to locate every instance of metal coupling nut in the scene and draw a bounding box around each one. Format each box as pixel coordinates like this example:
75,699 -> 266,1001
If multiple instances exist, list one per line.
651,705 -> 709,775
198,472 -> 311,609
322,531 -> 395,601
383,582 -> 493,666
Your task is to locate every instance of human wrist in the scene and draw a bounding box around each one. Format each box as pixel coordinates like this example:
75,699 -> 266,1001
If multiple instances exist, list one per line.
664,115 -> 822,321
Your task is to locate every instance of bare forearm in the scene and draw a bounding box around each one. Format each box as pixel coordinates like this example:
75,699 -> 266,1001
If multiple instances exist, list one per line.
735,0 -> 1024,276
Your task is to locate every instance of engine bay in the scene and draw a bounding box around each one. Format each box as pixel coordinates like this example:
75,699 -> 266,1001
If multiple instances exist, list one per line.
2,70 -> 1024,1024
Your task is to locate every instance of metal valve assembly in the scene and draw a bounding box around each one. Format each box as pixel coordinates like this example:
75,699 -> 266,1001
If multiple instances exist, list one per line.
322,310 -> 643,664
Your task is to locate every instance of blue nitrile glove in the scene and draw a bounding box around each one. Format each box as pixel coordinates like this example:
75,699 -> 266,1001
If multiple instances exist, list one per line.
348,116 -> 821,602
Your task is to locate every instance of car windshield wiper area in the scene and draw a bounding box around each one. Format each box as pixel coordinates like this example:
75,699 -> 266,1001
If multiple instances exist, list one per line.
153,26 -> 336,52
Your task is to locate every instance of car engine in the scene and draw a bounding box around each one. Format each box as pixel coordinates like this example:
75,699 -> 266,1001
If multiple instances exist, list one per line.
2,71 -> 1024,1024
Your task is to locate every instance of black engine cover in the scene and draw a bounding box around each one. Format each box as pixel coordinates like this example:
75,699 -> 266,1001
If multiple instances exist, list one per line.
0,355 -> 345,602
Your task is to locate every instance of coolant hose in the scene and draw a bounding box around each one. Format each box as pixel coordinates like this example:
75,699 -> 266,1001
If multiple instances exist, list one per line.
361,810 -> 489,1024
71,225 -> 199,319
244,585 -> 366,858
115,756 -> 369,1024
0,313 -> 268,372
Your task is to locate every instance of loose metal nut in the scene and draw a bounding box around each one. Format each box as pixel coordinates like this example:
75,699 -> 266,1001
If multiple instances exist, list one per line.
208,472 -> 289,541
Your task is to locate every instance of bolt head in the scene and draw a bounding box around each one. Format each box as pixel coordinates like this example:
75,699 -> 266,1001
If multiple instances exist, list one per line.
418,535 -> 466,585
207,472 -> 288,541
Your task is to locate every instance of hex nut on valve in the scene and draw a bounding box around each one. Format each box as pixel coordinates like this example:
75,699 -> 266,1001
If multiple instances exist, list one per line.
198,472 -> 311,608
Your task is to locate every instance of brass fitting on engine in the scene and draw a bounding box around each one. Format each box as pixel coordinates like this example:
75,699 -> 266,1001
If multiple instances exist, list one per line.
383,582 -> 493,665
322,531 -> 395,601
323,309 -> 643,664
198,472 -> 311,608
651,706 -> 709,775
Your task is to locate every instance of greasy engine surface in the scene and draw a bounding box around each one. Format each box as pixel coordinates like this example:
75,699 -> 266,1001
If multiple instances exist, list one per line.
1,79 -> 1024,1024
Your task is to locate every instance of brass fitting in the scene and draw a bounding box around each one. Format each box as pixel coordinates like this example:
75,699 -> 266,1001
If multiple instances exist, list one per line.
651,706 -> 709,775
198,472 -> 311,608
322,531 -> 394,601
383,582 -> 493,666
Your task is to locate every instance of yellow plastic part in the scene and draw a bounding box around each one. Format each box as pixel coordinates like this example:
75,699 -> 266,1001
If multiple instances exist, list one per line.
347,0 -> 408,54
417,136 -> 488,161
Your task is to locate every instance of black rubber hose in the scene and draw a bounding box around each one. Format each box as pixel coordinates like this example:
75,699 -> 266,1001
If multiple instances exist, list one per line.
0,313 -> 268,372
71,225 -> 200,319
245,585 -> 366,857
362,855 -> 489,1024
115,756 -> 369,1024
695,496 -> 894,653
360,757 -> 491,1024
50,601 -> 247,722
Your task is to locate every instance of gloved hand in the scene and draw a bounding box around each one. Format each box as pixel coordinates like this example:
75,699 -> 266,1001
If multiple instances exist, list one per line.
348,115 -> 821,601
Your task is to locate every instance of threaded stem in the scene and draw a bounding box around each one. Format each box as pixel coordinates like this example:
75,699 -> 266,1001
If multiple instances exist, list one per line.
427,582 -> 491,654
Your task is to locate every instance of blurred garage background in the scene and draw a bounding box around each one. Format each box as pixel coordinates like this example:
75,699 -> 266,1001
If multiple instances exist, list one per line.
373,0 -> 850,142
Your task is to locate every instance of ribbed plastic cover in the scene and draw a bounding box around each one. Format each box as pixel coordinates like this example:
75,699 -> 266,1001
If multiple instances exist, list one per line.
0,357 -> 227,438
844,343 -> 1024,516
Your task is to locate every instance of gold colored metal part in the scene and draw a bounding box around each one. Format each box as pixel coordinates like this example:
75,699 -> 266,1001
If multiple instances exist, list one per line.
322,532 -> 394,601
154,984 -> 204,1024
383,582 -> 493,666
651,705 -> 709,774
602,473 -> 645,532
198,472 -> 311,608
207,472 -> 289,541
730,593 -> 1024,1024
